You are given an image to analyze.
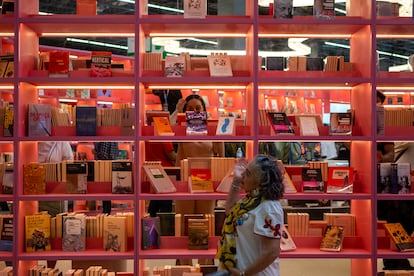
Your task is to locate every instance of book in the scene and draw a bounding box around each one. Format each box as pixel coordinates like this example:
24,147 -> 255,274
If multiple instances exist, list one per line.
377,162 -> 392,194
62,213 -> 86,252
314,0 -> 335,18
65,162 -> 87,194
183,0 -> 207,18
329,112 -> 352,136
152,116 -> 175,136
326,166 -> 354,193
1,0 -> 14,14
2,162 -> 13,194
324,213 -> 356,236
207,53 -> 233,77
141,216 -> 161,249
280,225 -> 296,251
187,218 -> 209,250
90,51 -> 112,77
266,111 -> 294,135
186,111 -> 208,135
25,213 -> 51,252
266,56 -> 286,70
215,116 -> 236,135
301,167 -> 324,192
189,168 -> 214,193
48,51 -> 70,76
306,57 -> 324,71
319,225 -> 344,252
142,164 -> 177,193
103,215 -> 127,252
111,161 -> 133,194
156,212 -> 176,236
276,160 -> 297,193
23,163 -> 46,195
27,103 -> 52,137
384,223 -> 414,252
0,60 -> 8,77
214,209 -> 226,236
376,105 -> 385,135
296,115 -> 319,136
75,106 -> 97,136
0,215 -> 13,251
390,163 -> 411,194
273,0 -> 293,18
3,102 -> 13,137
164,55 -> 185,77
3,60 -> 13,78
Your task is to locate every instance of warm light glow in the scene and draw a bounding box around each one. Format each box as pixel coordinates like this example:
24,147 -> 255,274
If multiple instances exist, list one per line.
37,85 -> 134,89
258,34 -> 351,39
97,101 -> 113,105
377,34 -> 414,39
0,85 -> 13,89
259,85 -> 351,90
59,99 -> 78,103
149,33 -> 246,38
148,85 -> 246,89
383,92 -> 406,95
0,33 -> 14,37
377,86 -> 414,91
42,33 -> 135,37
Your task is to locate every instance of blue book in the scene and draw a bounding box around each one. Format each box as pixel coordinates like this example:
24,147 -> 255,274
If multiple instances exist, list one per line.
0,216 -> 13,251
75,106 -> 97,136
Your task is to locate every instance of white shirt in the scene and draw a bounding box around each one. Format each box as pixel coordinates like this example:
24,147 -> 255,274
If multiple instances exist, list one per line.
235,200 -> 283,276
38,142 -> 74,162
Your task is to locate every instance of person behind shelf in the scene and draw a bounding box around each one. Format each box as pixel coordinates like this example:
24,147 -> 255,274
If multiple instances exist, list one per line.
93,142 -> 119,215
216,154 -> 284,276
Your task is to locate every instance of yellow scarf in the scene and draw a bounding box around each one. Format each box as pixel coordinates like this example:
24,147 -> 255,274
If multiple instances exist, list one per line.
216,194 -> 263,270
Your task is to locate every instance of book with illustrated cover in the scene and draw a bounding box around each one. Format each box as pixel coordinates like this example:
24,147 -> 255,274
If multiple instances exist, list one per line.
329,112 -> 352,136
3,102 -> 13,137
266,56 -> 286,70
75,106 -> 97,136
3,60 -> 13,78
296,115 -> 320,136
0,215 -> 13,251
2,162 -> 13,194
377,162 -> 392,194
164,55 -> 185,77
215,116 -> 236,135
314,0 -> 335,18
0,60 -> 8,77
273,0 -> 293,18
301,167 -> 324,193
384,223 -> 414,252
390,163 -> 411,194
142,216 -> 161,250
207,53 -> 233,77
48,51 -> 70,76
266,111 -> 295,135
153,116 -> 175,136
143,164 -> 176,193
280,225 -> 296,251
156,212 -> 175,236
65,162 -> 87,194
23,163 -> 46,195
326,166 -> 354,193
189,168 -> 214,193
25,213 -> 51,252
320,225 -> 344,252
183,0 -> 207,18
188,218 -> 209,250
186,111 -> 208,135
90,51 -> 112,77
62,213 -> 86,252
27,103 -> 52,137
111,161 -> 133,194
103,215 -> 127,252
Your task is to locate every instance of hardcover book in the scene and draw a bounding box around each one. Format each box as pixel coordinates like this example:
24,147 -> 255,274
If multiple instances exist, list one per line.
384,223 -> 414,252
207,53 -> 233,77
153,116 -> 175,136
48,51 -> 70,76
280,225 -> 296,251
329,112 -> 352,136
23,163 -> 46,195
0,215 -> 13,251
319,225 -> 344,252
143,164 -> 177,193
296,115 -> 319,136
62,213 -> 86,252
164,55 -> 185,77
301,167 -> 324,193
111,161 -> 133,194
65,162 -> 87,194
103,215 -> 127,252
75,106 -> 97,136
186,111 -> 208,135
142,216 -> 161,249
187,218 -> 209,250
27,103 -> 52,137
90,51 -> 112,77
266,111 -> 294,135
183,0 -> 207,18
326,166 -> 354,193
25,213 -> 51,252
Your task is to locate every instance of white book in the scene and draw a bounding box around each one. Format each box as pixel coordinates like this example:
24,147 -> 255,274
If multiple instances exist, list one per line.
183,0 -> 207,18
216,116 -> 236,135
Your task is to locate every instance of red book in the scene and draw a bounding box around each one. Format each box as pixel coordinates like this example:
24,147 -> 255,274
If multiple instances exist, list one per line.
90,51 -> 112,77
48,51 -> 70,75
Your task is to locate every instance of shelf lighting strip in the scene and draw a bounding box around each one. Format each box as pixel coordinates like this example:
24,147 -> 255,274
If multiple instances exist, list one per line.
37,85 -> 135,89
259,85 -> 352,90
377,86 -> 414,91
0,85 -> 13,89
42,33 -> 135,37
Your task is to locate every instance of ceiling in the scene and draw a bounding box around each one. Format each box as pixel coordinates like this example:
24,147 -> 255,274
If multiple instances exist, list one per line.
38,0 -> 410,71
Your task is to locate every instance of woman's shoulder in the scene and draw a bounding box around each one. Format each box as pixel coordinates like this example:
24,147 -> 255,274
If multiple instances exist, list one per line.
256,200 -> 283,213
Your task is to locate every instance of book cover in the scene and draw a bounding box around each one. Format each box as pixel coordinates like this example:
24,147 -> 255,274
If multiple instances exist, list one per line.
3,60 -> 13,78
156,212 -> 176,236
62,213 -> 86,252
186,111 -> 207,135
207,53 -> 233,77
376,105 -> 385,135
266,111 -> 294,135
215,116 -> 236,135
0,60 -> 8,77
164,55 -> 185,77
48,51 -> 70,76
280,225 -> 296,251
27,103 -> 52,137
390,163 -> 411,194
214,209 -> 226,236
65,162 -> 87,194
306,57 -> 324,71
3,102 -> 13,137
111,161 -> 133,194
90,51 -> 112,77
103,215 -> 127,252
0,215 -> 13,251
75,106 -> 97,136
273,0 -> 293,18
25,213 -> 51,252
384,223 -> 414,252
329,112 -> 352,136
324,213 -> 356,236
314,0 -> 335,18
23,163 -> 46,195
183,0 -> 207,18
189,168 -> 214,193
296,115 -> 319,136
2,162 -> 13,194
142,216 -> 161,250
153,116 -> 175,136
326,166 -> 354,193
276,160 -> 297,193
266,56 -> 286,70
143,164 -> 176,193
377,162 -> 392,194
1,0 -> 14,14
301,167 -> 324,193
187,218 -> 209,250
320,225 -> 344,252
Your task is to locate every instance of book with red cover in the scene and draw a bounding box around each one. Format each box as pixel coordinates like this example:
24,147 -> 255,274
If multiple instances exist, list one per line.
326,166 -> 354,193
48,51 -> 70,75
266,111 -> 295,135
189,168 -> 214,193
90,51 -> 112,77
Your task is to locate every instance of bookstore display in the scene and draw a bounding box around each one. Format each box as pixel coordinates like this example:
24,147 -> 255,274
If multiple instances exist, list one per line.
1,0 -> 414,275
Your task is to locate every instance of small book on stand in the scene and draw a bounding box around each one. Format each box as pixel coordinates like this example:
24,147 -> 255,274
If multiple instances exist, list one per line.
329,112 -> 352,136
111,161 -> 133,194
164,55 -> 185,77
301,167 -> 324,193
384,222 -> 414,252
27,103 -> 52,137
90,51 -> 112,77
183,0 -> 207,18
187,218 -> 209,250
215,116 -> 236,135
320,225 -> 344,252
186,111 -> 208,135
25,213 -> 51,252
153,116 -> 175,136
266,111 -> 295,135
143,163 -> 176,193
326,166 -> 354,193
207,53 -> 233,77
142,216 -> 161,250
280,225 -> 297,251
65,162 -> 87,194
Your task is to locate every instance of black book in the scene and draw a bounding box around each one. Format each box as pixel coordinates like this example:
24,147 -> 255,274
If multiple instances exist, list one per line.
266,57 -> 286,71
156,212 -> 176,236
75,106 -> 97,136
306,57 -> 324,71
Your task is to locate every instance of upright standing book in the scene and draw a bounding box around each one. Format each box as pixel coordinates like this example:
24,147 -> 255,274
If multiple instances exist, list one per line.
0,215 -> 13,251
65,162 -> 87,194
142,163 -> 176,193
273,0 -> 293,18
319,225 -> 344,252
48,51 -> 70,77
183,0 -> 207,18
62,213 -> 86,252
326,166 -> 354,193
23,163 -> 46,195
3,102 -> 13,137
152,116 -> 175,136
207,53 -> 233,77
384,223 -> 414,252
103,215 -> 127,252
25,213 -> 51,252
90,51 -> 112,77
186,111 -> 208,135
215,116 -> 236,136
164,55 -> 185,77
301,167 -> 324,192
27,103 -> 52,137
141,216 -> 161,250
280,225 -> 297,251
266,111 -> 294,135
187,218 -> 209,250
111,161 -> 133,194
314,0 -> 335,18
329,112 -> 352,136
75,106 -> 97,136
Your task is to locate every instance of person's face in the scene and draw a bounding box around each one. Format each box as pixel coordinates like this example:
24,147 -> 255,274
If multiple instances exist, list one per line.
241,160 -> 259,192
185,98 -> 204,112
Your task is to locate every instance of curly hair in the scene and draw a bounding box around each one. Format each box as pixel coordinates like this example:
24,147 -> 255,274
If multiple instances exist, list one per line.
253,154 -> 285,200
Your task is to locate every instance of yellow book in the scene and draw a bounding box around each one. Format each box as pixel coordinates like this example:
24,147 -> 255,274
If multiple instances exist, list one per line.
25,213 -> 51,252
103,215 -> 127,252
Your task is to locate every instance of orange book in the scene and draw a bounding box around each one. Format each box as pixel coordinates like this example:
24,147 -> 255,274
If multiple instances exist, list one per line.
152,116 -> 174,136
23,163 -> 46,195
384,223 -> 414,252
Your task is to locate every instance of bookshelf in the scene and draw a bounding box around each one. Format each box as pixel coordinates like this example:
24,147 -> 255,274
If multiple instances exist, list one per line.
0,0 -> 413,275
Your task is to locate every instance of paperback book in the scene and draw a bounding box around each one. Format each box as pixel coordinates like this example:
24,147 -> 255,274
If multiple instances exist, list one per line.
329,112 -> 352,136
48,51 -> 70,76
187,218 -> 209,250
384,223 -> 414,252
90,51 -> 112,77
301,167 -> 324,193
75,106 -> 97,136
266,111 -> 295,135
207,53 -> 233,77
390,163 -> 411,194
142,164 -> 176,193
183,0 -> 207,18
27,103 -> 52,137
111,161 -> 133,194
62,213 -> 86,252
0,215 -> 13,251
152,116 -> 175,136
320,225 -> 344,252
273,0 -> 293,18
25,213 -> 51,252
23,163 -> 46,195
65,162 -> 87,194
164,55 -> 185,77
142,216 -> 161,250
103,215 -> 127,252
186,111 -> 208,135
215,116 -> 236,135
3,102 -> 13,137
377,162 -> 392,194
280,225 -> 296,251
326,166 -> 354,193
156,212 -> 176,236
